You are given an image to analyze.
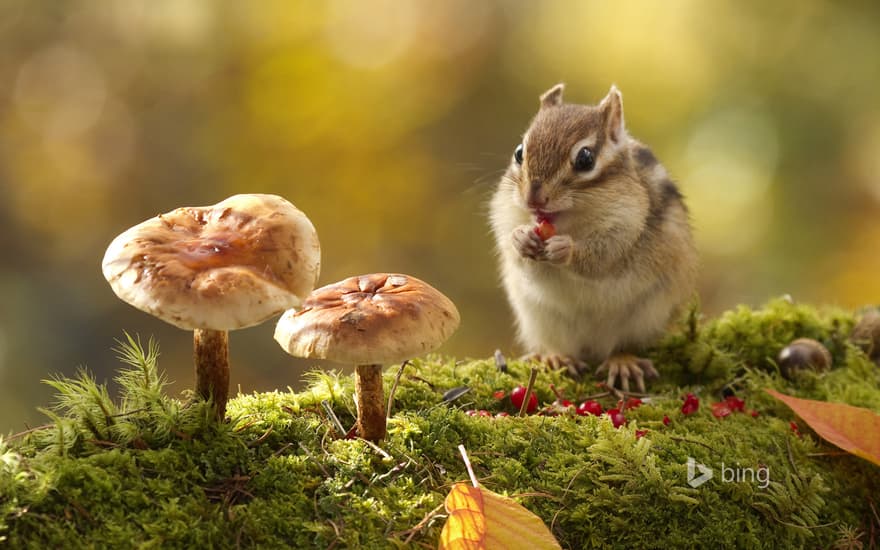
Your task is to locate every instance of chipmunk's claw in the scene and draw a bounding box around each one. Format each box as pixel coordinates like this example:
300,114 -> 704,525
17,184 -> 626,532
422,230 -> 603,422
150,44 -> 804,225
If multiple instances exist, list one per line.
595,354 -> 658,393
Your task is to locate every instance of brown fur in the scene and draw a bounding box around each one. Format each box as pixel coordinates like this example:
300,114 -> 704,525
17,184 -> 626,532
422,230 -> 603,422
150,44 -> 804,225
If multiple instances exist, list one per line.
489,84 -> 698,366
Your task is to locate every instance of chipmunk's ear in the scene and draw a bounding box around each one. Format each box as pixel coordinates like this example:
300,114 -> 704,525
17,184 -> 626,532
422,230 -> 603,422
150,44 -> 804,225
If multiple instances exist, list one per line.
539,83 -> 565,109
599,85 -> 625,143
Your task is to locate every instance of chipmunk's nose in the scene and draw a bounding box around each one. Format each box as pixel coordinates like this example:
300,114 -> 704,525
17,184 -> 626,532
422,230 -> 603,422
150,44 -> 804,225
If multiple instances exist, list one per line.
526,179 -> 546,209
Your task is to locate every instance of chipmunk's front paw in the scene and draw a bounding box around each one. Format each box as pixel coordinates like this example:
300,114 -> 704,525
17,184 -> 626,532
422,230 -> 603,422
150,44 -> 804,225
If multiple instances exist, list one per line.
542,235 -> 573,265
512,225 -> 544,260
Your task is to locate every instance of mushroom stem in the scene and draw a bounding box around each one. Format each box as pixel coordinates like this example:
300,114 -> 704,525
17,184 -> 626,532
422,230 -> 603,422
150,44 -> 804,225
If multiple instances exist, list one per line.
194,328 -> 230,420
355,364 -> 386,441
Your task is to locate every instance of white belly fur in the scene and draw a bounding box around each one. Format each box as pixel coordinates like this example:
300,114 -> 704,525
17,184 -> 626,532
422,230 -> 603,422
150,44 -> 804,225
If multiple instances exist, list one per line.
501,255 -> 678,362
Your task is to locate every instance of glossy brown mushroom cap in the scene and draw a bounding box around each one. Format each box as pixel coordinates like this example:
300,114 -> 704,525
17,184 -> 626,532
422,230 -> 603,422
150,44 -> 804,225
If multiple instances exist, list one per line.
102,194 -> 321,330
274,273 -> 460,364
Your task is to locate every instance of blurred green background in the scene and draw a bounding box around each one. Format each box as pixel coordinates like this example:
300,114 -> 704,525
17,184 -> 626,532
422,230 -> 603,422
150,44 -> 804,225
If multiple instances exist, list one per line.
2,1 -> 879,433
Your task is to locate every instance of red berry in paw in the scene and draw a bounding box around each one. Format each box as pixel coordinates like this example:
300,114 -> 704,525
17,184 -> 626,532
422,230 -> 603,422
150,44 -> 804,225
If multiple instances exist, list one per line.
577,400 -> 603,416
534,219 -> 556,241
510,385 -> 538,413
607,408 -> 626,428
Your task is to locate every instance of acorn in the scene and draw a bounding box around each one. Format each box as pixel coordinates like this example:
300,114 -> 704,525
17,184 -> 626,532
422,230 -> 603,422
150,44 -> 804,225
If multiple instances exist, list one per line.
777,338 -> 831,380
851,310 -> 880,363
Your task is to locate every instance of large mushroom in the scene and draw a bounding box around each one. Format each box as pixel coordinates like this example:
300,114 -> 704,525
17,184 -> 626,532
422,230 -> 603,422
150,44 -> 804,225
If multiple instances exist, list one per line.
102,194 -> 320,418
274,273 -> 460,441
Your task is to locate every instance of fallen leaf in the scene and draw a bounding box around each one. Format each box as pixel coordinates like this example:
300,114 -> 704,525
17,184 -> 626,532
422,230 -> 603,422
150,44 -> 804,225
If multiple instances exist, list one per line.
765,389 -> 880,466
439,483 -> 561,550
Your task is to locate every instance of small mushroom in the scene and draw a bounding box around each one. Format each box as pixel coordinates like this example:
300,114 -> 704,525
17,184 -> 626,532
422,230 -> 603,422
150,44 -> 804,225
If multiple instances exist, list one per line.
102,194 -> 320,418
777,338 -> 831,379
852,310 -> 880,364
274,273 -> 460,441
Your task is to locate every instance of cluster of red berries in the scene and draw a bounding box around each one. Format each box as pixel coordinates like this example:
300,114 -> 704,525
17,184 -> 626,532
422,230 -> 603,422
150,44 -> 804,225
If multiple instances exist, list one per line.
469,384 -> 645,431
464,382 -> 760,439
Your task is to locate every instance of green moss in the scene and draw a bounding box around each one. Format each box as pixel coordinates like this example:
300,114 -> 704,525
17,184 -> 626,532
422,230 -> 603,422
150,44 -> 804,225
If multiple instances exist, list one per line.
1,301 -> 879,548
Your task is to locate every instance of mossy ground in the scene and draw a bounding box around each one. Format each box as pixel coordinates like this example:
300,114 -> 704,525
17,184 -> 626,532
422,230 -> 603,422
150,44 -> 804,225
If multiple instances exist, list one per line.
2,299 -> 879,549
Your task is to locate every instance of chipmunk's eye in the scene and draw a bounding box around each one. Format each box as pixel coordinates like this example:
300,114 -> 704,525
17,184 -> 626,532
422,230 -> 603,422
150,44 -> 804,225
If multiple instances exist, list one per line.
573,147 -> 595,172
514,143 -> 524,165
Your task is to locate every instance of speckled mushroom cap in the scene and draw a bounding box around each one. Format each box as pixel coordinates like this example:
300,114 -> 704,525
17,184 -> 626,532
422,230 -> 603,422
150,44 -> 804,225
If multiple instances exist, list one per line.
274,273 -> 460,364
102,194 -> 321,330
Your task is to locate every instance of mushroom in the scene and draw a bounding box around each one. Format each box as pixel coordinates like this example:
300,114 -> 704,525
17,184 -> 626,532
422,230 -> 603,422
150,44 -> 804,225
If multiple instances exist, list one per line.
274,273 -> 460,441
102,194 -> 320,418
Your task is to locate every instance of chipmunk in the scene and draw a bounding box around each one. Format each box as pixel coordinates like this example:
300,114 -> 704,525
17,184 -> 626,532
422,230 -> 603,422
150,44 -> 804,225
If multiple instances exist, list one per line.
489,83 -> 698,392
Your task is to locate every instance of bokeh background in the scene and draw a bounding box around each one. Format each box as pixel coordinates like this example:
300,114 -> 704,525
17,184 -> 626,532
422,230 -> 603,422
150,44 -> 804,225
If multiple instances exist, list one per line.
2,1 -> 879,433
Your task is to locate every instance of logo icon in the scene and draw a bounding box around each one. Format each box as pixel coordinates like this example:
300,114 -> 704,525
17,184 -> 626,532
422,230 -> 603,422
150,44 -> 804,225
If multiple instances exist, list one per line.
687,457 -> 713,488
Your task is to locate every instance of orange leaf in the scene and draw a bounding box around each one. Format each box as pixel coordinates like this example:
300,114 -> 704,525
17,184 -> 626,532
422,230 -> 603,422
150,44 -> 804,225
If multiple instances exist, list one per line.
765,389 -> 880,466
438,483 -> 561,550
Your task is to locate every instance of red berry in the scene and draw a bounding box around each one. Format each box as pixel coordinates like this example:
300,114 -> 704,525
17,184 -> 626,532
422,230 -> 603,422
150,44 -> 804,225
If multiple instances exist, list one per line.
493,390 -> 506,400
577,400 -> 603,416
465,409 -> 478,416
623,397 -> 643,410
534,219 -> 556,240
496,412 -> 510,418
606,408 -> 626,428
711,401 -> 732,418
662,415 -> 671,426
724,395 -> 746,412
750,409 -> 760,418
635,429 -> 648,439
478,410 -> 492,417
681,393 -> 700,415
510,385 -> 538,413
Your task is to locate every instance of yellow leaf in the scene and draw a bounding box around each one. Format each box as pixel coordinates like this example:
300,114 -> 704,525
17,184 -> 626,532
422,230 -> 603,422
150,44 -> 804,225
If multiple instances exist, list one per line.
766,389 -> 880,466
438,483 -> 561,550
